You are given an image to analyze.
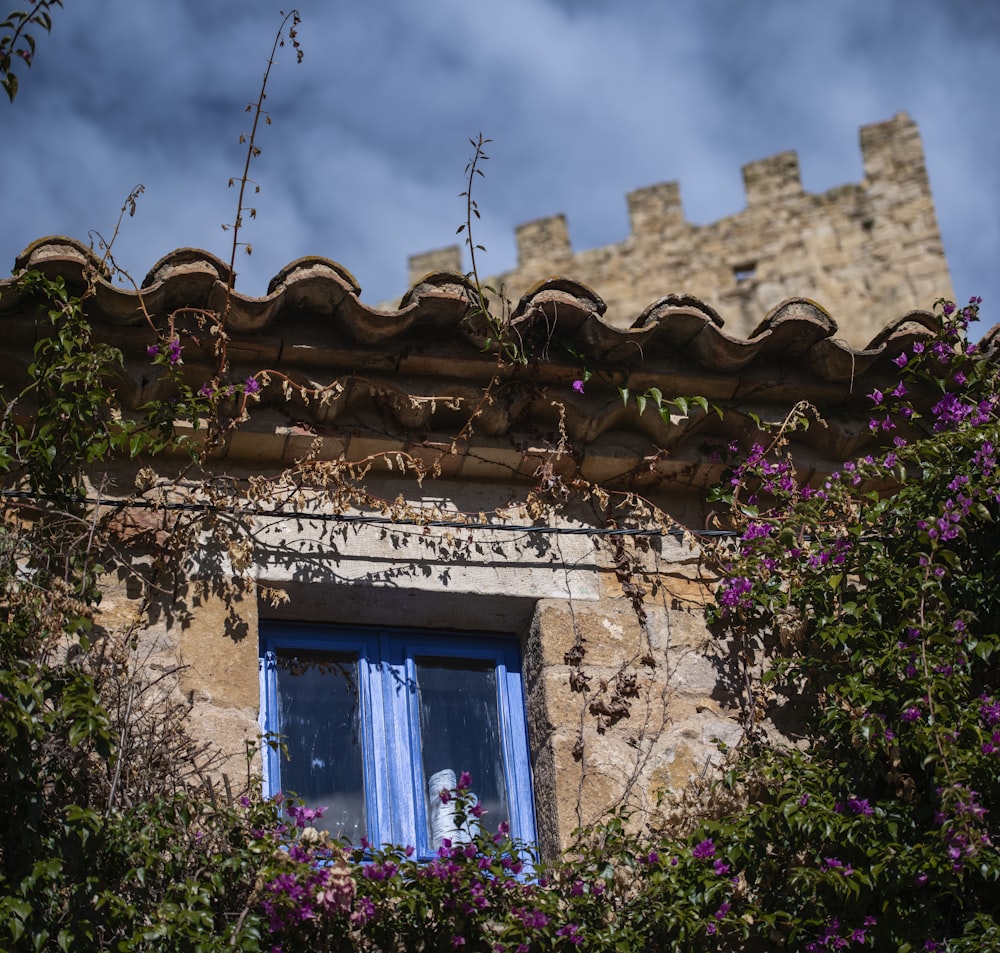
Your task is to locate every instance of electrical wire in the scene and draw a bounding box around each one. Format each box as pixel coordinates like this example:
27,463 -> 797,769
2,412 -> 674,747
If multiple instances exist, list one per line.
0,488 -> 739,539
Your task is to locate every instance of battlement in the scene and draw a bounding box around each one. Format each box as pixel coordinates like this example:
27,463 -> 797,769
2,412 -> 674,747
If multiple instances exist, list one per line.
404,113 -> 951,346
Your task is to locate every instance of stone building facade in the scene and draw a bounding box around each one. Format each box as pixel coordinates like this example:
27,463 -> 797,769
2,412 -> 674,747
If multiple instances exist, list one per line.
405,112 -> 953,347
0,235 -> 957,856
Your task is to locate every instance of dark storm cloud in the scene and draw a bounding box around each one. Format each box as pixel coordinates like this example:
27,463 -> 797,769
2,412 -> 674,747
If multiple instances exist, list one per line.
1,0 -> 997,320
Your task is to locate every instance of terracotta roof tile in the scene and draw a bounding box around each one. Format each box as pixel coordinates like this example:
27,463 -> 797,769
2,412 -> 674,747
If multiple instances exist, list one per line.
0,237 -> 986,490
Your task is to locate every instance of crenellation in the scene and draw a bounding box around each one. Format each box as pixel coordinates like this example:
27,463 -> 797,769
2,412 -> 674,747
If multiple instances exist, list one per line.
860,111 -> 927,186
627,181 -> 684,237
395,112 -> 953,346
408,246 -> 463,286
516,214 -> 572,268
741,150 -> 803,206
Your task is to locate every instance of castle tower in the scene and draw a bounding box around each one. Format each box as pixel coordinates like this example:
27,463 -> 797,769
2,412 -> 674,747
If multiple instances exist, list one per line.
403,113 -> 952,346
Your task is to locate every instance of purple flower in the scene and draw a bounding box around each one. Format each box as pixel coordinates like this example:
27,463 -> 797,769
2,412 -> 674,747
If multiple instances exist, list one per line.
515,907 -> 550,929
147,344 -> 159,357
287,803 -> 327,828
166,337 -> 182,365
556,924 -> 583,946
979,695 -> 1000,727
692,838 -> 716,860
718,576 -> 753,612
244,376 -> 261,395
350,896 -> 376,927
458,770 -> 472,789
572,379 -> 585,394
902,707 -> 922,723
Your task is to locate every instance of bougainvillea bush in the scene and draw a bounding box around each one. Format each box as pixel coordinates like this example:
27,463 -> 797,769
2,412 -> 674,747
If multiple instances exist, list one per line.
700,297 -> 1000,951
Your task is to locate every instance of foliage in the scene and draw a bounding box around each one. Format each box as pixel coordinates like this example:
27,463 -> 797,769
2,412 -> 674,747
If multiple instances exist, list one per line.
696,297 -> 1000,950
0,0 -> 61,102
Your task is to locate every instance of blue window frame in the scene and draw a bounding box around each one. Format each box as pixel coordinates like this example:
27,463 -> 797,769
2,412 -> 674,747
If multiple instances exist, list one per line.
259,622 -> 536,857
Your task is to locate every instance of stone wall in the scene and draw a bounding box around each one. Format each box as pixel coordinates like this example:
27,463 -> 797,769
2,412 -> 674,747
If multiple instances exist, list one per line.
2,233 -> 944,858
92,473 -> 728,858
405,113 -> 953,346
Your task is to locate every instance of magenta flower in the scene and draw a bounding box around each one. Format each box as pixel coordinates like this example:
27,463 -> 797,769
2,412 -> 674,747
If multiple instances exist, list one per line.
572,379 -> 585,394
692,838 -> 716,859
847,797 -> 873,816
556,923 -> 583,946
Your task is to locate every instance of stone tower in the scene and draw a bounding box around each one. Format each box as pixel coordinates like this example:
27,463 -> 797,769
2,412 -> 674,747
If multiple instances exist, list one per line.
404,112 -> 953,346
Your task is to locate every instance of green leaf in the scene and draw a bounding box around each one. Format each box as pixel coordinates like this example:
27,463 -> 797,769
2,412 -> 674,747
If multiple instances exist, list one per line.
3,70 -> 17,102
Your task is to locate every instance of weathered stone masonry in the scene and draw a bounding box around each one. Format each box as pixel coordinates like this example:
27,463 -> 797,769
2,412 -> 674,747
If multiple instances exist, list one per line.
0,232 -> 968,855
405,112 -> 953,347
0,113 -> 965,854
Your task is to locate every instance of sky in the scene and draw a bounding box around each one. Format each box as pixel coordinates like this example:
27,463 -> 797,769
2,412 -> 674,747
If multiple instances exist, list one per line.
2,0 -> 998,329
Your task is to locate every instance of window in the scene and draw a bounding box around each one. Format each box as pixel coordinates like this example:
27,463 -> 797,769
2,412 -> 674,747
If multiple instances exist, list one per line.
258,623 -> 536,857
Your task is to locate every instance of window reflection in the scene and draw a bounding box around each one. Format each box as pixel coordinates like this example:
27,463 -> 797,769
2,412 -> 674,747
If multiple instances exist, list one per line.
275,650 -> 366,844
415,658 -> 508,849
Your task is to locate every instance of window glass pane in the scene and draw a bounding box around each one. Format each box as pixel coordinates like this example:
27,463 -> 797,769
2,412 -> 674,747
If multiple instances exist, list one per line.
275,650 -> 366,844
416,658 -> 508,849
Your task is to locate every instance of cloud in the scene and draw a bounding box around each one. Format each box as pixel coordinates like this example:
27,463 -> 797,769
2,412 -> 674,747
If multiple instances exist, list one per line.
2,0 -> 997,320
